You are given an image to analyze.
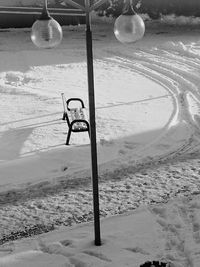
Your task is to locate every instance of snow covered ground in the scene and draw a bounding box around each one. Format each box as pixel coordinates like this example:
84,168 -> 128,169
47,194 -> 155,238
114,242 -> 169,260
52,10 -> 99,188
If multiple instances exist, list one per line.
1,14 -> 200,266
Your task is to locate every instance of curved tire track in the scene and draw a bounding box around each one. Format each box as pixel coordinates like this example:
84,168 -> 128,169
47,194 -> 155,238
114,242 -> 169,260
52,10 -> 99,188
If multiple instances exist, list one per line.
102,46 -> 200,163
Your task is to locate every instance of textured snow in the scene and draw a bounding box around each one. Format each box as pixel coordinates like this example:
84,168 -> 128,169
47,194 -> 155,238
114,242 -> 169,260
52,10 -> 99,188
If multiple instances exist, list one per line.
1,15 -> 200,267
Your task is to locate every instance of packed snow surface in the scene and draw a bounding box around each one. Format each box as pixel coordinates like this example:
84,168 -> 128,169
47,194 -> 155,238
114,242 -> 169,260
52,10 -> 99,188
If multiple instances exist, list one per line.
1,16 -> 200,267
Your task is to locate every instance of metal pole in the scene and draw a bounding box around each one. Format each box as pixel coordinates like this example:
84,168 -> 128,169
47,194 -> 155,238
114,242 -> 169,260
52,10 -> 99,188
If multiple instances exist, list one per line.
44,0 -> 47,10
85,0 -> 101,246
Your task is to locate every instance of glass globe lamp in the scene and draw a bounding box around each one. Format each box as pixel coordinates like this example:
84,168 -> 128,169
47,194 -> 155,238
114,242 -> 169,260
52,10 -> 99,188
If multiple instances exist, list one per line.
31,6 -> 63,48
114,1 -> 145,44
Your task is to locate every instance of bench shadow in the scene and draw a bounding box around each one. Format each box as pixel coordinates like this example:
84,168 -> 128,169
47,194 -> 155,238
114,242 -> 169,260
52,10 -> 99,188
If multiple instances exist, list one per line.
0,117 -> 63,161
0,127 -> 34,160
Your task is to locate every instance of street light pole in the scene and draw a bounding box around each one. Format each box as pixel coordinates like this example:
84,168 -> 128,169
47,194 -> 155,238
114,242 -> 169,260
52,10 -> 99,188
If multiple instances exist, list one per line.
31,0 -> 145,247
85,0 -> 101,246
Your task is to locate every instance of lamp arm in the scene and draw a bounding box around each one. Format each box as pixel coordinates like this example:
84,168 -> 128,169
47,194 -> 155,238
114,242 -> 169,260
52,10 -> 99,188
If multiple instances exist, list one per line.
40,0 -> 51,20
63,0 -> 86,11
89,0 -> 109,12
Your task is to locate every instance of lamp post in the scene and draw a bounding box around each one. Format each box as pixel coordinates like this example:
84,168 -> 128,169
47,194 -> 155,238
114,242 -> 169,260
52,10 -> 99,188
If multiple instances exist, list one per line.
31,0 -> 145,246
85,0 -> 101,246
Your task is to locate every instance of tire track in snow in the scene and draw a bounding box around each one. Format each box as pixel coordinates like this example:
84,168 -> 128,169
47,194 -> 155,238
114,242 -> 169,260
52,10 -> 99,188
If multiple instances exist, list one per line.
110,53 -> 200,124
131,51 -> 200,135
137,52 -> 200,133
142,48 -> 200,72
105,57 -> 193,162
104,56 -> 188,156
102,47 -> 200,163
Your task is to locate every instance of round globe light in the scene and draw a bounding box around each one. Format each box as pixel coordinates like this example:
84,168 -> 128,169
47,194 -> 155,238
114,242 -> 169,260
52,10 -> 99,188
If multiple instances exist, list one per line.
114,13 -> 145,44
31,17 -> 63,48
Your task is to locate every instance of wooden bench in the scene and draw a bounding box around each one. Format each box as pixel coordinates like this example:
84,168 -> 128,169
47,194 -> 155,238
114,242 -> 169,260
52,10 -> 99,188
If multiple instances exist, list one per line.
61,93 -> 90,145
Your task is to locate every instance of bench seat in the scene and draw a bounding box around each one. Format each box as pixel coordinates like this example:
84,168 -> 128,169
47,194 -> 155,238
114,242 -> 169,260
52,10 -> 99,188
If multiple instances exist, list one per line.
61,94 -> 90,145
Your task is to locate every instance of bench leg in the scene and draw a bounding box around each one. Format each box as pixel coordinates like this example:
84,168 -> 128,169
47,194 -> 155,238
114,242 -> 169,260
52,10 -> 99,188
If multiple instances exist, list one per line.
62,112 -> 67,120
66,127 -> 72,145
86,123 -> 90,139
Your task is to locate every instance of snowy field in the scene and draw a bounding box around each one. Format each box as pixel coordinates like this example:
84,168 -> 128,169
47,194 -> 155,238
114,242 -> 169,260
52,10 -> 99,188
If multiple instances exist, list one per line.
1,14 -> 200,266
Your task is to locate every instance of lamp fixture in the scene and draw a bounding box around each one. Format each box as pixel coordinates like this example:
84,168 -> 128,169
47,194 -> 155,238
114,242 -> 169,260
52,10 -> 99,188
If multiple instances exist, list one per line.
31,0 -> 63,48
114,0 -> 145,43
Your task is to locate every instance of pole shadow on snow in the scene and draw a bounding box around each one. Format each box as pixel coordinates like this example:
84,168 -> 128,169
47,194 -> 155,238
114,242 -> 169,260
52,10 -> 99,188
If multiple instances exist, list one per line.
96,94 -> 170,109
0,112 -> 61,126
